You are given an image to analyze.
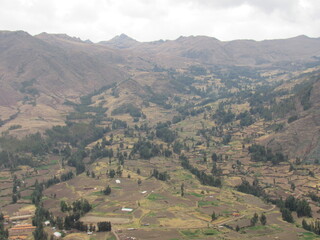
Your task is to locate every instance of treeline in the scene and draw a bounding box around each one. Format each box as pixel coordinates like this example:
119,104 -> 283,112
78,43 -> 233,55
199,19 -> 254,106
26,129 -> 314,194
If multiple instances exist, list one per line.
248,144 -> 287,165
46,122 -> 109,148
180,155 -> 222,187
44,171 -> 74,188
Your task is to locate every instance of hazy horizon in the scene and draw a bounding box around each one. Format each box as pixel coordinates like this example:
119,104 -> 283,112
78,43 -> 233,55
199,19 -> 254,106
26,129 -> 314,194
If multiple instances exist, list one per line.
0,0 -> 319,42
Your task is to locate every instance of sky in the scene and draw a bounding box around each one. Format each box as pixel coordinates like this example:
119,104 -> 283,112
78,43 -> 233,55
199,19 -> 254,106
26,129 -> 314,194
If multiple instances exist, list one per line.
0,0 -> 319,42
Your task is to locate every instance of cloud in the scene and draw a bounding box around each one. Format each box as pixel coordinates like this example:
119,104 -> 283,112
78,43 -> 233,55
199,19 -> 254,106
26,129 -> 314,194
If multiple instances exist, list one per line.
0,0 -> 319,42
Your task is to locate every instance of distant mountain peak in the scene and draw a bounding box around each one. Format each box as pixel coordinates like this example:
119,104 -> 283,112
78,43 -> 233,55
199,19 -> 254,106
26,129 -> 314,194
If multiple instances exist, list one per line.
110,33 -> 137,42
36,32 -> 84,43
100,33 -> 139,49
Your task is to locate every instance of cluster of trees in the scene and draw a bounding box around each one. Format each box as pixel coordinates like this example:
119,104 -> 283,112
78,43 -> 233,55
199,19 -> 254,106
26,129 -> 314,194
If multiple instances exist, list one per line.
248,144 -> 287,165
111,103 -> 143,118
169,74 -> 195,93
298,84 -> 313,110
97,221 -> 112,231
58,199 -> 92,231
148,91 -> 172,109
67,149 -> 86,175
46,122 -> 108,148
32,180 -> 44,206
269,195 -> 312,223
152,169 -> 170,181
283,196 -> 312,218
180,155 -> 221,187
155,122 -> 176,143
33,205 -> 52,240
111,119 -> 127,130
236,178 -> 265,197
90,142 -> 114,162
212,104 -> 235,125
250,213 -> 267,226
173,141 -> 184,154
44,171 -> 74,188
131,140 -> 161,159
0,133 -> 48,168
66,221 -> 111,232
176,104 -> 206,117
247,85 -> 296,121
237,111 -> 254,127
60,199 -> 92,214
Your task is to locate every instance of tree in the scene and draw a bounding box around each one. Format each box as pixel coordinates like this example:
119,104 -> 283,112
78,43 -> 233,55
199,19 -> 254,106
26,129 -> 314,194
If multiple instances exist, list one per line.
250,213 -> 258,226
109,169 -> 115,178
56,216 -> 64,230
181,183 -> 184,197
296,199 -> 312,217
285,196 -> 296,211
211,211 -> 217,221
211,152 -> 218,162
33,224 -> 48,240
281,208 -> 294,223
60,200 -> 69,212
260,213 -> 267,225
103,185 -> 111,196
12,194 -> 18,203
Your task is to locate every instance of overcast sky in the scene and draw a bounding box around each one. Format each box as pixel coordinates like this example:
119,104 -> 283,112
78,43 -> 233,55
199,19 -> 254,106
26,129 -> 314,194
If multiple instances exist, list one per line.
0,0 -> 319,42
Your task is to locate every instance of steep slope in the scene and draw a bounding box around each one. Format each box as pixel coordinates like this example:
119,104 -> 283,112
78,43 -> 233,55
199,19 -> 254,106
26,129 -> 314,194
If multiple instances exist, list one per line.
0,31 -> 127,107
263,71 -> 320,161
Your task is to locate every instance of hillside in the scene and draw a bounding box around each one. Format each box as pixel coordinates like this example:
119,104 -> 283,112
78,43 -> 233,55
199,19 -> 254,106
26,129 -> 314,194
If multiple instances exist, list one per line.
1,31 -> 320,240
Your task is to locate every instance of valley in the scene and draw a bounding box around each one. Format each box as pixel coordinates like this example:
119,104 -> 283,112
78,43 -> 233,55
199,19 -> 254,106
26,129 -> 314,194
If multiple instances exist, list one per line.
0,31 -> 320,240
